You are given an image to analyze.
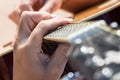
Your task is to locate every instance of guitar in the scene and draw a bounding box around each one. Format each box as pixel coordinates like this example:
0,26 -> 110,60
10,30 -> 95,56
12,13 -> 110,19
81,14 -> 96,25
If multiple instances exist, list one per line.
0,0 -> 120,56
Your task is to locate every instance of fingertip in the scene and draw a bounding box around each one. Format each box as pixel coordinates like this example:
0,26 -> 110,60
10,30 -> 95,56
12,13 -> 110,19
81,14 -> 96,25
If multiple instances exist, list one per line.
63,18 -> 73,24
59,18 -> 73,26
51,15 -> 73,23
65,18 -> 73,22
8,10 -> 20,25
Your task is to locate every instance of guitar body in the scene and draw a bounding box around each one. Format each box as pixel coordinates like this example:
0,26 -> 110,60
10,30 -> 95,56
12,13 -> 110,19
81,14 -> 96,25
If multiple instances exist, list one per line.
62,0 -> 103,13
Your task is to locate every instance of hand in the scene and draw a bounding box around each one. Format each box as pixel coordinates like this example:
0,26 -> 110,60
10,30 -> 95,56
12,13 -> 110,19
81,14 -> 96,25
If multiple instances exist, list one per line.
9,0 -> 63,25
13,11 -> 72,80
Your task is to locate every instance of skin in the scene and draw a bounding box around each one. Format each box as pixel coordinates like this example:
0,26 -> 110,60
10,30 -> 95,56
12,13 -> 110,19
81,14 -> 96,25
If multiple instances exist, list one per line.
13,11 -> 72,80
9,0 -> 63,25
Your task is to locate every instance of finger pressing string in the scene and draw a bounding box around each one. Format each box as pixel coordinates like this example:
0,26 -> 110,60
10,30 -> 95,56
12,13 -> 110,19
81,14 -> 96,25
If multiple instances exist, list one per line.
26,17 -> 72,49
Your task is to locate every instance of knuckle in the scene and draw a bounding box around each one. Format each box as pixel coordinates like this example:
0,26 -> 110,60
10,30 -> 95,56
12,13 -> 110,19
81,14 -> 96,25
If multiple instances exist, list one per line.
39,21 -> 48,30
13,38 -> 20,51
20,11 -> 32,21
17,44 -> 27,54
21,11 -> 29,18
39,11 -> 52,19
13,42 -> 18,51
18,45 -> 24,52
39,11 -> 48,14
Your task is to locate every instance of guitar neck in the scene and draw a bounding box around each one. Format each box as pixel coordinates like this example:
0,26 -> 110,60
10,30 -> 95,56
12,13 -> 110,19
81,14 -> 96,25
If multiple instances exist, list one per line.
44,20 -> 118,44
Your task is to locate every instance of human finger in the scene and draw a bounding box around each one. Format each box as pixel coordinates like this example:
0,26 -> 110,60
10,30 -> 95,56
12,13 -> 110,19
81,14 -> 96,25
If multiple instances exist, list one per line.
47,44 -> 70,78
8,0 -> 41,24
16,11 -> 52,45
9,3 -> 33,25
27,16 -> 72,49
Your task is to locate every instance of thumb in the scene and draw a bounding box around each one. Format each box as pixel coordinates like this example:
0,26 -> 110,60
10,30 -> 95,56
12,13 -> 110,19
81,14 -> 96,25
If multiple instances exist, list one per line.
47,44 -> 70,78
